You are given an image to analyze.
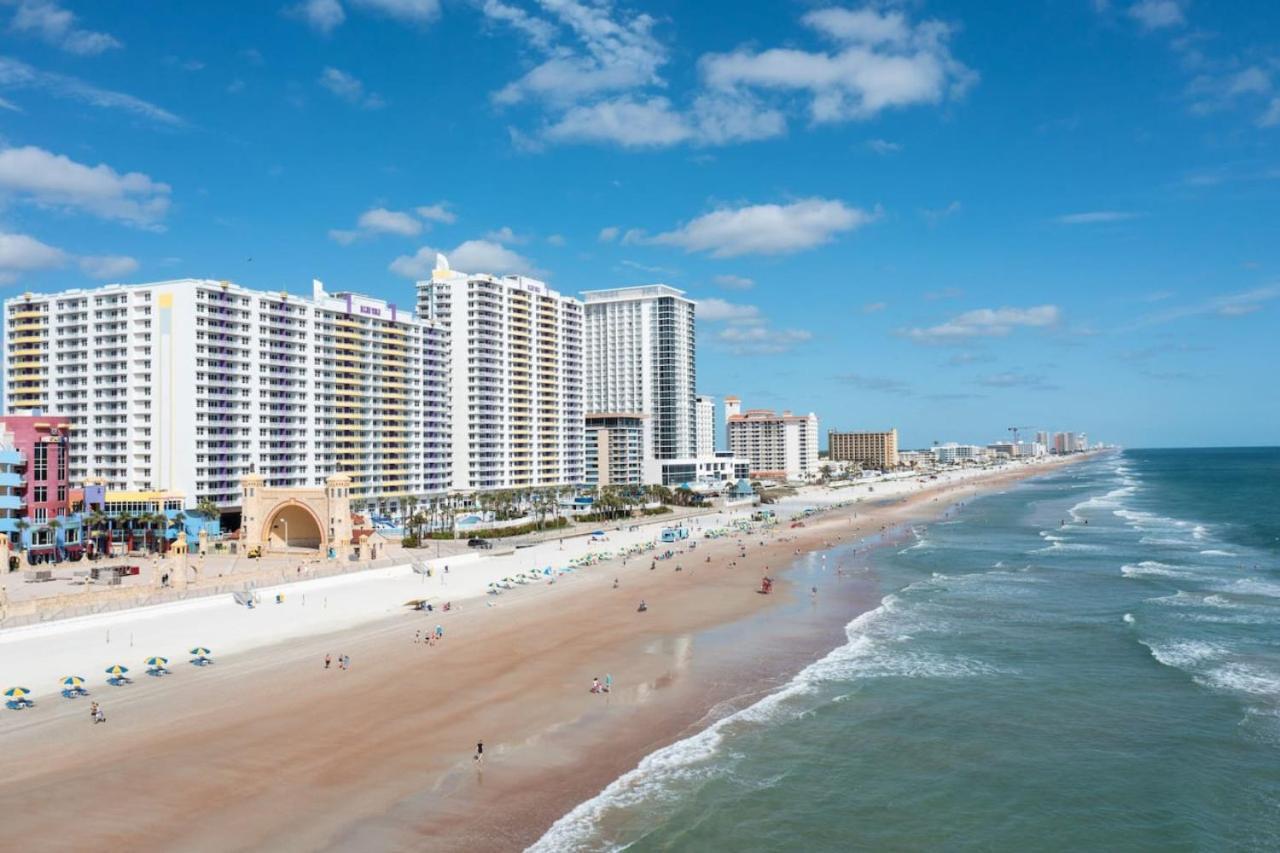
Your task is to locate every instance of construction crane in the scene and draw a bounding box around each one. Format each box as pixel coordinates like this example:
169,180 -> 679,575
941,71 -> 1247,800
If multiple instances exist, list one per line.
1008,425 -> 1033,446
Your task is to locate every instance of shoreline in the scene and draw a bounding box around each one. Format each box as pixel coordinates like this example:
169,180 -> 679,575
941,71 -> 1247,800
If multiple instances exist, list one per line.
0,457 -> 1086,851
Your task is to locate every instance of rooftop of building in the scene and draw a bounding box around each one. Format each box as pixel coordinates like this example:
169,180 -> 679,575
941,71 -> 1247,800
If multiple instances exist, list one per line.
5,278 -> 431,326
581,284 -> 690,303
425,253 -> 577,304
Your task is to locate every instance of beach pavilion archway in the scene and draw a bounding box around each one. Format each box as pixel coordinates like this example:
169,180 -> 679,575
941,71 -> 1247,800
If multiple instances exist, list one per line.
238,473 -> 354,557
264,502 -> 323,552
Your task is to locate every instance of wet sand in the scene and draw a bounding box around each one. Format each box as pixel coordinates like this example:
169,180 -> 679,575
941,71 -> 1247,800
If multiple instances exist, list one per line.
0,462 -> 1077,852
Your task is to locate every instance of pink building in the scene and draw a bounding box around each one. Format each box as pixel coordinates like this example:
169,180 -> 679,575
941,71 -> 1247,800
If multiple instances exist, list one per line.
0,415 -> 75,556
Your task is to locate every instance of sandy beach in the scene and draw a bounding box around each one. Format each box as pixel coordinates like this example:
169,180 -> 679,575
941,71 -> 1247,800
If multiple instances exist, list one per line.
0,459 -> 1080,852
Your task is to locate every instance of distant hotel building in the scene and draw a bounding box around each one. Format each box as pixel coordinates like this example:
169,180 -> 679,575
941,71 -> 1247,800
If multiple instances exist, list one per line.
828,429 -> 899,469
695,395 -> 715,457
724,397 -> 820,481
584,412 -> 652,487
583,285 -> 696,460
418,255 -> 584,491
932,442 -> 985,464
4,279 -> 449,516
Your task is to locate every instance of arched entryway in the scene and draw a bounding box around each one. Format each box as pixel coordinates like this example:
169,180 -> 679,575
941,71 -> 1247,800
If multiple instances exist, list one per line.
263,502 -> 324,552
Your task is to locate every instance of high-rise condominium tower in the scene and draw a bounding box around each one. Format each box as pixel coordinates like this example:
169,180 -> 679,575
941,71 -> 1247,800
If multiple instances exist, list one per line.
583,285 -> 696,460
417,254 -> 584,491
3,279 -> 449,514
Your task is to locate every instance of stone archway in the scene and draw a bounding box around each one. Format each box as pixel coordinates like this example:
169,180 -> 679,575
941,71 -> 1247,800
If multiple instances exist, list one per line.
263,502 -> 323,552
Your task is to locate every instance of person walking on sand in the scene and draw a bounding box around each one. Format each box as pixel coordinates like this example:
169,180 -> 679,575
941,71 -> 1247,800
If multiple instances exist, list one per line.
591,677 -> 601,694
435,624 -> 444,640
415,630 -> 421,644
475,741 -> 484,764
343,654 -> 350,670
324,653 -> 331,670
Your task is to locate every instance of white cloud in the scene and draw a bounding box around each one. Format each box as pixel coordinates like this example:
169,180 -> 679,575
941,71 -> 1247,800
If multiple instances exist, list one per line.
904,305 -> 1062,344
1261,97 -> 1280,127
700,6 -> 976,124
484,226 -> 528,244
0,145 -> 171,229
286,0 -> 345,34
649,198 -> 878,258
489,1 -> 665,107
78,254 -> 138,279
866,138 -> 901,154
1055,210 -> 1139,224
415,202 -> 455,224
546,233 -> 566,246
358,207 -> 421,236
8,0 -> 122,55
697,297 -> 762,324
544,96 -> 692,148
1128,284 -> 1280,327
862,301 -> 887,313
318,67 -> 385,109
330,205 -> 446,244
921,200 -> 962,223
977,371 -> 1059,390
713,274 -> 754,290
0,56 -> 181,125
390,238 -> 540,278
717,325 -> 812,355
477,0 -> 556,50
598,226 -> 620,243
350,0 -> 439,25
1128,0 -> 1185,30
0,231 -> 66,283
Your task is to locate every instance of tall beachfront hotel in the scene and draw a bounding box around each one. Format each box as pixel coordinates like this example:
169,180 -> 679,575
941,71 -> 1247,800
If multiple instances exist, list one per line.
417,254 -> 585,491
583,285 -> 697,460
3,279 -> 449,516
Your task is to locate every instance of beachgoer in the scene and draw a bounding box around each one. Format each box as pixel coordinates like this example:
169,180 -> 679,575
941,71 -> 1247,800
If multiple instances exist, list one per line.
95,704 -> 105,723
89,701 -> 99,723
415,630 -> 421,644
637,600 -> 648,612
343,654 -> 350,669
325,654 -> 331,669
613,578 -> 619,589
435,625 -> 444,639
475,741 -> 484,763
591,677 -> 601,693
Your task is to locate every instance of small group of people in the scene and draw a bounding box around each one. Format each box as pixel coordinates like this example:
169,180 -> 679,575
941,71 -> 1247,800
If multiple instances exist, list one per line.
88,701 -> 105,724
589,674 -> 613,694
413,625 -> 445,644
324,653 -> 351,670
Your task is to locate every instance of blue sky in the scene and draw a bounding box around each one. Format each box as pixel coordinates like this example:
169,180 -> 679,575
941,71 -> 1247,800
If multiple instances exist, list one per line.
1,0 -> 1277,449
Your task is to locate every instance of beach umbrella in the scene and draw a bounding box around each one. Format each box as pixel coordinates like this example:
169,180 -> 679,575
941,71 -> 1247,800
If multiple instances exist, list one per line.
145,656 -> 169,668
104,664 -> 129,677
189,647 -> 211,657
4,687 -> 31,699
61,676 -> 86,688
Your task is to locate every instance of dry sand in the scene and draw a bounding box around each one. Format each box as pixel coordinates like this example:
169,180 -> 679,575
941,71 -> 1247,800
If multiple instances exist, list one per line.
0,460 -> 1078,852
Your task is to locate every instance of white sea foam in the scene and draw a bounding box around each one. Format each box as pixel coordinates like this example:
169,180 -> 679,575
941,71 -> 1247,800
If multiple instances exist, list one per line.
1199,549 -> 1237,557
1204,663 -> 1280,698
1226,578 -> 1280,599
1121,560 -> 1184,579
528,589 -> 1002,852
1123,613 -> 1135,624
1144,639 -> 1225,670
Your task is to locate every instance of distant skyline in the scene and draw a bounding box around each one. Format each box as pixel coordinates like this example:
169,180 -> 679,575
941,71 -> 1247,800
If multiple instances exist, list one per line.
1,0 -> 1277,448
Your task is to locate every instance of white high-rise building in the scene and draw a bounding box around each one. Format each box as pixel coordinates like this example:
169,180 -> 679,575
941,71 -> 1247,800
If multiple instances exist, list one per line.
696,394 -> 715,457
3,279 -> 449,514
583,285 -> 696,460
418,254 -> 584,491
725,398 -> 820,481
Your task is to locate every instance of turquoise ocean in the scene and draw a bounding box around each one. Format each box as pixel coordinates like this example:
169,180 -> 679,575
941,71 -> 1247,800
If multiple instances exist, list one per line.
531,448 -> 1280,852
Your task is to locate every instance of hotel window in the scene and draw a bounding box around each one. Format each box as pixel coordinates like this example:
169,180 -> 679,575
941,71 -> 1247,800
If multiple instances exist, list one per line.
34,486 -> 47,503
34,443 -> 47,479
57,485 -> 67,502
57,445 -> 66,480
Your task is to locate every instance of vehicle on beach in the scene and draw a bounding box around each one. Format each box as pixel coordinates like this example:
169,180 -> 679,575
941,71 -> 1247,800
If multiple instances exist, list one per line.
467,538 -> 493,549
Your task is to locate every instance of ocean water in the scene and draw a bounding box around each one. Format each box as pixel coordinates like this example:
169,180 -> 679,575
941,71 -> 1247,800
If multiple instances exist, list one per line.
531,449 -> 1280,852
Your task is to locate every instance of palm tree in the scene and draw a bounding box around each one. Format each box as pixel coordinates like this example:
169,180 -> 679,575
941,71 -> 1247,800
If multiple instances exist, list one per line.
196,497 -> 219,526
47,518 -> 62,563
85,508 -> 106,557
